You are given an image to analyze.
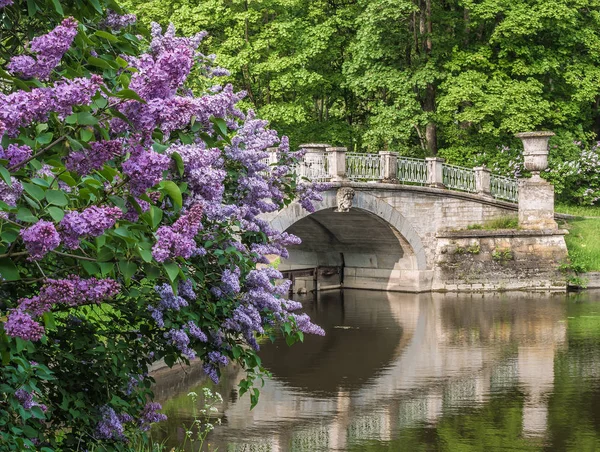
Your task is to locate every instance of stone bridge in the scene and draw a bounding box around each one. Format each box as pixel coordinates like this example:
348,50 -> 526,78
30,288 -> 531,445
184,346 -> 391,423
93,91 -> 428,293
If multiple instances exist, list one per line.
264,136 -> 568,292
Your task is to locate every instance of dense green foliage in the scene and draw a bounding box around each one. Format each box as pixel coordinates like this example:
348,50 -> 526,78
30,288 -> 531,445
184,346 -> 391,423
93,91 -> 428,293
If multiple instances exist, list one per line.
122,0 -> 600,162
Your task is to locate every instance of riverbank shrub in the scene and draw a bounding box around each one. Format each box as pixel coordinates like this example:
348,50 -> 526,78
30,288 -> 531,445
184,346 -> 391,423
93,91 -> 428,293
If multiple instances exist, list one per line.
0,1 -> 324,450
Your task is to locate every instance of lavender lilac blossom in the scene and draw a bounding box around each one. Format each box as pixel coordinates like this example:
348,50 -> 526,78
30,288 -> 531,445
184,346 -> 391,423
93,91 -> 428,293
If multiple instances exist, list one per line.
66,140 -> 123,176
4,310 -> 44,341
100,10 -> 137,30
8,18 -> 78,80
20,220 -> 61,260
60,206 -> 122,249
121,145 -> 170,195
1,144 -> 32,167
152,204 -> 203,262
138,403 -> 167,431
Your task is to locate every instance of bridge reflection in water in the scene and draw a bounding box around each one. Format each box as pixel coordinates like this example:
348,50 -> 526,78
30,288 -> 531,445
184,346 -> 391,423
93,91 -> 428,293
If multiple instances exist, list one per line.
153,290 -> 570,451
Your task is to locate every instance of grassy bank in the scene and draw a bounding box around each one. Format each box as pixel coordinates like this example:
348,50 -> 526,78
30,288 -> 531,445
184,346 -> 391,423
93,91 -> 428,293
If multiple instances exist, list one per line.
556,203 -> 600,272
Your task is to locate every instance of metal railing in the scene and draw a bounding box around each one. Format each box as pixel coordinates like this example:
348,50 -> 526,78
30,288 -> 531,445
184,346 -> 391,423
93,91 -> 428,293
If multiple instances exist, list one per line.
490,174 -> 519,203
346,152 -> 382,181
397,157 -> 428,185
442,163 -> 477,193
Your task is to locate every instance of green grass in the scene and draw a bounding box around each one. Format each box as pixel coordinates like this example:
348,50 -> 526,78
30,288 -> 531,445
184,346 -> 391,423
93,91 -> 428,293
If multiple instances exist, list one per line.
555,202 -> 600,218
564,217 -> 600,271
466,216 -> 518,230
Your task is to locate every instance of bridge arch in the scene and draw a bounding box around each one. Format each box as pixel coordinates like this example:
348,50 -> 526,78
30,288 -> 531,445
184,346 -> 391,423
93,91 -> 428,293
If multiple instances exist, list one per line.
268,190 -> 429,281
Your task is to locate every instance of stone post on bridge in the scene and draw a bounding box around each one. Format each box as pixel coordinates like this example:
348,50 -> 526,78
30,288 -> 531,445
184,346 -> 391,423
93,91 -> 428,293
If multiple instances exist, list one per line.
267,147 -> 279,165
379,151 -> 398,182
426,157 -> 445,188
327,146 -> 347,181
299,143 -> 330,180
473,166 -> 492,197
516,131 -> 558,230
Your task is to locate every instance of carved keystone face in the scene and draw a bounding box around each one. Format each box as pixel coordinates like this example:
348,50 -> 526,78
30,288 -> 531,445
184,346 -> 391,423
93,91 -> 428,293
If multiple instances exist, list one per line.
336,187 -> 355,212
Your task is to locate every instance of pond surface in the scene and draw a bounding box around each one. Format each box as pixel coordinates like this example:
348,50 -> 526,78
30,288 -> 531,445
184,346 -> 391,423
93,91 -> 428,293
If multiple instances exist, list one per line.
152,289 -> 600,451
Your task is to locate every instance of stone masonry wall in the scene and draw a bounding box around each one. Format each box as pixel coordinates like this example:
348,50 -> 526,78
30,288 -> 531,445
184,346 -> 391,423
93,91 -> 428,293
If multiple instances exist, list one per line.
433,230 -> 568,292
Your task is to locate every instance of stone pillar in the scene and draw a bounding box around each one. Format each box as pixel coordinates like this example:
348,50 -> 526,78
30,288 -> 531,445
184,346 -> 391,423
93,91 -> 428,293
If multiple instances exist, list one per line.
379,151 -> 398,182
267,146 -> 279,165
327,146 -> 347,181
299,143 -> 330,179
426,157 -> 445,188
516,132 -> 557,230
474,166 -> 492,197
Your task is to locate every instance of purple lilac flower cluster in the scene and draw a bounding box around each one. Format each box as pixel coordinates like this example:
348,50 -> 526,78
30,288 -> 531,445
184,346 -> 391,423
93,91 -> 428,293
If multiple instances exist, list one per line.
212,266 -> 240,297
0,75 -> 102,140
111,24 -> 245,137
95,406 -> 128,440
8,18 -> 78,80
14,388 -> 47,412
4,310 -> 45,341
147,281 -> 192,327
164,327 -> 195,358
0,177 -> 23,208
0,0 -> 13,9
167,144 -> 225,205
152,204 -> 203,262
5,276 -> 119,341
100,10 -> 136,30
122,144 -> 171,195
138,403 -> 167,431
20,220 -> 61,260
66,140 -> 124,176
0,143 -> 32,167
222,266 -> 324,354
60,206 -> 122,249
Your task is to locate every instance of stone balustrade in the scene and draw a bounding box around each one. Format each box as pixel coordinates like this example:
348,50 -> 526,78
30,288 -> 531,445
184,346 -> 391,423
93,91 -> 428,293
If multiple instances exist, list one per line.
265,145 -> 519,203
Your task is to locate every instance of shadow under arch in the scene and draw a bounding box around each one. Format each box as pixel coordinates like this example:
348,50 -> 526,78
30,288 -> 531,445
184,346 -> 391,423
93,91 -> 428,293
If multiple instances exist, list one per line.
268,190 -> 428,270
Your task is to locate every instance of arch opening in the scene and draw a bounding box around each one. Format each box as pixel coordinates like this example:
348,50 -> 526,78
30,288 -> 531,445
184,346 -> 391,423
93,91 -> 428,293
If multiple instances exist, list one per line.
268,190 -> 432,292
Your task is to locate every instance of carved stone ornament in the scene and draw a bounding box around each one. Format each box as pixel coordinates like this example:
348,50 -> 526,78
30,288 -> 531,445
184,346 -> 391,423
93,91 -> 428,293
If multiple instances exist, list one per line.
336,187 -> 355,212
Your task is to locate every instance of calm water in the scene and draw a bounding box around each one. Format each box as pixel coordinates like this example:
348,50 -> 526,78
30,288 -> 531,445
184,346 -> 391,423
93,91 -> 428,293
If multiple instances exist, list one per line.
152,289 -> 600,451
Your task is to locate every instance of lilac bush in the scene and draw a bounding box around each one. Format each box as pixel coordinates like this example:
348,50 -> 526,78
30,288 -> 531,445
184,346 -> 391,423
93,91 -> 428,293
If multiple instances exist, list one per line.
0,2 -> 325,450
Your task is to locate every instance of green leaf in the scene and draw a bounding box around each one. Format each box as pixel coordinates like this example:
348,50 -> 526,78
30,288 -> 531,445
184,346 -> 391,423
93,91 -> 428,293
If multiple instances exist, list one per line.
211,117 -> 229,137
114,89 -> 146,103
45,190 -> 68,206
171,152 -> 185,177
81,260 -> 100,275
94,30 -> 120,43
36,132 -> 54,145
159,181 -> 182,210
22,182 -> 45,201
137,248 -> 153,263
163,263 -> 180,282
1,229 -> 19,243
116,56 -> 129,68
0,167 -> 11,186
27,0 -> 37,16
42,312 -> 57,331
119,260 -> 137,283
0,258 -> 20,281
80,129 -> 94,142
47,206 -> 65,222
76,112 -> 98,126
16,208 -> 37,223
31,178 -> 50,188
23,195 -> 40,210
66,136 -> 84,151
51,0 -> 64,14
88,56 -> 112,70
